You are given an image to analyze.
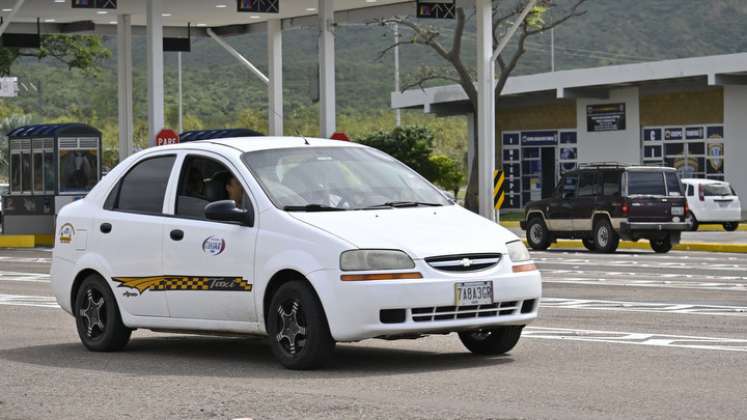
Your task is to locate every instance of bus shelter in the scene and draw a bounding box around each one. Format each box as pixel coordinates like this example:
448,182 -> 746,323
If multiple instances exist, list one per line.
3,123 -> 102,235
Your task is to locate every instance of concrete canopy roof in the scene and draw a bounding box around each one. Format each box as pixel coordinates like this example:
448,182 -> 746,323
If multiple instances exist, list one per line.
391,52 -> 747,115
0,0 -> 417,35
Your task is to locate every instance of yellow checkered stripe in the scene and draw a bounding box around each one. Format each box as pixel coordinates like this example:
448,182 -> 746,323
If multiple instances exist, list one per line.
112,276 -> 252,294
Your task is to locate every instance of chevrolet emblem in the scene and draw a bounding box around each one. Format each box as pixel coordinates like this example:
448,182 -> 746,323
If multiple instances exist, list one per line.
460,258 -> 472,267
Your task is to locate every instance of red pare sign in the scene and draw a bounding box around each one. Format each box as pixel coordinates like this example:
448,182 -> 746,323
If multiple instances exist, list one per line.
156,128 -> 180,146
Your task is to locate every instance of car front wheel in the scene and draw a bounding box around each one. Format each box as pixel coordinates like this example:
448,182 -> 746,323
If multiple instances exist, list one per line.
593,218 -> 619,253
267,280 -> 335,370
74,274 -> 132,352
458,326 -> 524,355
526,217 -> 552,250
723,222 -> 739,232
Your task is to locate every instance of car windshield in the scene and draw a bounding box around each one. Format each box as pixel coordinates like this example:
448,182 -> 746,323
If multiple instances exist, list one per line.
703,183 -> 733,196
242,146 -> 450,210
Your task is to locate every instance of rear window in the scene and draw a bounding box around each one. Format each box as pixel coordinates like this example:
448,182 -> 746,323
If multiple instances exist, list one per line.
703,183 -> 732,196
627,171 -> 666,196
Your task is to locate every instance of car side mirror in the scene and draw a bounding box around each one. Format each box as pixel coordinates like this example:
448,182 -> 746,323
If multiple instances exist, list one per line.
204,200 -> 254,227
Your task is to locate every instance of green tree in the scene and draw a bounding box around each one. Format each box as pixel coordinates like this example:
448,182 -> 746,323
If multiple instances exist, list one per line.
428,153 -> 464,196
357,126 -> 436,177
0,34 -> 110,76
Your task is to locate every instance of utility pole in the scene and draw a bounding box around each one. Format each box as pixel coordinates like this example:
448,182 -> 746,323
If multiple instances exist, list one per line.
550,27 -> 555,72
393,23 -> 401,127
177,51 -> 183,133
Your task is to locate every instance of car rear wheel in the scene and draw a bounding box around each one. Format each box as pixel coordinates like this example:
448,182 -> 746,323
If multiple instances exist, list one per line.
267,280 -> 335,370
526,217 -> 552,251
686,212 -> 699,231
582,238 -> 595,251
593,218 -> 619,253
650,237 -> 673,253
74,274 -> 132,352
458,326 -> 524,355
723,222 -> 739,232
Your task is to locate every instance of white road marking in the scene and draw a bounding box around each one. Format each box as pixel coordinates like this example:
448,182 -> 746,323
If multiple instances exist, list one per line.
523,326 -> 747,352
0,271 -> 51,283
540,297 -> 747,316
542,277 -> 747,291
0,293 -> 59,308
535,257 -> 747,272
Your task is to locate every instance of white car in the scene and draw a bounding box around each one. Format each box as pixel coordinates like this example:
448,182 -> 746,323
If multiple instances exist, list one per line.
681,178 -> 741,231
51,137 -> 541,369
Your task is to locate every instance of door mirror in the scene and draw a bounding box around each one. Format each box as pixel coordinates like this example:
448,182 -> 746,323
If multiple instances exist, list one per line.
204,200 -> 254,227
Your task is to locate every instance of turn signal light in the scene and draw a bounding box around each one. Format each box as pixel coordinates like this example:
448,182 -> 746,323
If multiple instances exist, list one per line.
341,272 -> 423,281
512,263 -> 537,273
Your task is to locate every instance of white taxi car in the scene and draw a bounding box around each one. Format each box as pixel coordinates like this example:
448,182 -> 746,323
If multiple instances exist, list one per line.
681,178 -> 741,231
51,137 -> 541,369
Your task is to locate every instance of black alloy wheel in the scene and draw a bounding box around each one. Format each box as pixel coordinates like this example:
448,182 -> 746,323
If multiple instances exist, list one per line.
723,222 -> 739,232
650,237 -> 673,253
74,274 -> 132,351
458,326 -> 524,355
267,281 -> 335,370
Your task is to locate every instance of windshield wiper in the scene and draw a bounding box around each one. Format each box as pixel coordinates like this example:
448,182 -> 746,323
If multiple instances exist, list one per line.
363,201 -> 443,209
283,204 -> 347,212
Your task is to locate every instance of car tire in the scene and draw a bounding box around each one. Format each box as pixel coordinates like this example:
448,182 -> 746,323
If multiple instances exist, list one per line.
593,218 -> 619,253
723,222 -> 739,232
74,274 -> 132,352
526,217 -> 552,251
650,237 -> 673,253
458,326 -> 524,355
582,238 -> 595,251
267,280 -> 335,370
686,212 -> 699,231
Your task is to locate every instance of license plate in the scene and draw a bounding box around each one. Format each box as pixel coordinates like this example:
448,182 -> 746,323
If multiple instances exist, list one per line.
671,206 -> 684,216
455,281 -> 493,306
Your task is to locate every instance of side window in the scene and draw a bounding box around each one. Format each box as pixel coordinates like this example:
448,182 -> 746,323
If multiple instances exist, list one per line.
108,155 -> 176,214
175,155 -> 246,220
561,174 -> 578,199
665,172 -> 683,196
686,184 -> 694,197
577,173 -> 596,197
603,172 -> 620,196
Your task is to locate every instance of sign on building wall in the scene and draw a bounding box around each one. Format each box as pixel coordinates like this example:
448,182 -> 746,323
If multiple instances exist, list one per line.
586,103 -> 626,132
0,77 -> 18,97
237,0 -> 279,13
641,124 -> 725,181
416,1 -> 456,19
72,0 -> 117,9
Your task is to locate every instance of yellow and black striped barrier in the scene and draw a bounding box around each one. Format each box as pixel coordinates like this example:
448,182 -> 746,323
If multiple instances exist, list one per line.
493,170 -> 505,210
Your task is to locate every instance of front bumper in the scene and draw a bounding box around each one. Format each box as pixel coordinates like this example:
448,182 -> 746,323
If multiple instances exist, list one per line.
308,268 -> 542,342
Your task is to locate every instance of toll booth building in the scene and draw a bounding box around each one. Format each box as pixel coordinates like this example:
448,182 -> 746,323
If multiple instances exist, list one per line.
3,124 -> 102,235
391,53 -> 747,214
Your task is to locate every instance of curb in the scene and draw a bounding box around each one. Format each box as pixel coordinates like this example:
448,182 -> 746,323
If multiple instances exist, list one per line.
501,220 -> 746,231
522,239 -> 747,254
0,235 -> 54,249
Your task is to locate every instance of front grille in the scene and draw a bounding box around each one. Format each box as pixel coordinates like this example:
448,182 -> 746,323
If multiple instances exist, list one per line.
425,253 -> 502,272
410,300 -> 521,322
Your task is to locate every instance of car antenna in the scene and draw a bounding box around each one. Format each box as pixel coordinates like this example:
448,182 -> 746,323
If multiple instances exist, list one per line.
269,106 -> 309,145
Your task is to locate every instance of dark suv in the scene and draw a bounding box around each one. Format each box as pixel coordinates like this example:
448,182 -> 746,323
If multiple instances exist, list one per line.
520,163 -> 689,253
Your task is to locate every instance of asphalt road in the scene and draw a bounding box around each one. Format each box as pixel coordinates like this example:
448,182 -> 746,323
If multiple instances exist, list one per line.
1,248 -> 746,420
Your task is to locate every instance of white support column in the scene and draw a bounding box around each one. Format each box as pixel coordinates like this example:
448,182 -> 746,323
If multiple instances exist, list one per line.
117,13 -> 134,160
476,0 -> 496,220
393,23 -> 401,127
177,51 -> 183,133
146,0 -> 165,147
267,19 -> 283,136
319,0 -> 336,137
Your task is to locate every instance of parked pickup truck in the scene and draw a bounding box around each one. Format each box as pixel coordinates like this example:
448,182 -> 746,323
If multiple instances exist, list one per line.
520,163 -> 689,253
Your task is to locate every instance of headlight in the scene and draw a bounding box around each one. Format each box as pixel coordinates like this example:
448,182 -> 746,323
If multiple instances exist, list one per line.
340,249 -> 415,271
506,240 -> 531,263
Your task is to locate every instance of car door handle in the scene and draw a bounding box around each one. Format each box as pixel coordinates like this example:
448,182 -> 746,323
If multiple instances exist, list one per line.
100,223 -> 112,234
170,229 -> 184,241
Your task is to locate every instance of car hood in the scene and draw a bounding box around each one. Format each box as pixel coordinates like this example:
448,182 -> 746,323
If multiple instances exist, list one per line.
289,205 -> 517,259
